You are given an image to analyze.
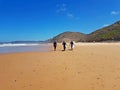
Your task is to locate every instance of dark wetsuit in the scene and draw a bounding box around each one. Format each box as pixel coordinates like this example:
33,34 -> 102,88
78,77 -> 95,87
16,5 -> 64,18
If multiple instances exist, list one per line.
53,41 -> 57,51
70,41 -> 74,50
62,41 -> 66,51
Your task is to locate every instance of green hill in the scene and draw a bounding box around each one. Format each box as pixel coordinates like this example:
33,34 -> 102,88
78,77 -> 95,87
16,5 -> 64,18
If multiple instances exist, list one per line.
49,31 -> 86,42
87,21 -> 120,42
48,20 -> 120,42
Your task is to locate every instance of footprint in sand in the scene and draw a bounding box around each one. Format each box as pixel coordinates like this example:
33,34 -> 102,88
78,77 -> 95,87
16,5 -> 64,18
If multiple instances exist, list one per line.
115,76 -> 120,80
112,84 -> 117,88
90,83 -> 95,90
91,53 -> 94,56
65,67 -> 67,70
90,75 -> 105,89
90,86 -> 95,90
22,85 -> 27,88
117,68 -> 120,71
33,70 -> 36,72
14,80 -> 17,82
37,64 -> 39,66
29,84 -> 32,86
77,71 -> 82,74
96,77 -> 101,80
22,84 -> 32,88
96,77 -> 105,88
20,72 -> 23,74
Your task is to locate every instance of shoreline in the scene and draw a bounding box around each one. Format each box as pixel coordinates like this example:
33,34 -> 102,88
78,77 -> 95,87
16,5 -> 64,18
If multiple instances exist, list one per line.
0,44 -> 51,54
0,42 -> 120,54
0,43 -> 120,90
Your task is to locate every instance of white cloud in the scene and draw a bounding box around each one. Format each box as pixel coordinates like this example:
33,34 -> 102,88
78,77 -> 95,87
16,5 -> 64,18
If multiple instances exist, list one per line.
56,3 -> 80,20
56,3 -> 67,13
111,11 -> 119,15
67,13 -> 74,18
103,24 -> 109,27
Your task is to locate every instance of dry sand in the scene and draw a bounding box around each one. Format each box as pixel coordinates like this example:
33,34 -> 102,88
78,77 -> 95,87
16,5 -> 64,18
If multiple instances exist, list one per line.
0,43 -> 120,90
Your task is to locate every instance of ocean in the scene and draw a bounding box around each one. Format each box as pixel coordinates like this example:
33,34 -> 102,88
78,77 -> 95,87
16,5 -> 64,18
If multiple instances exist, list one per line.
0,43 -> 50,54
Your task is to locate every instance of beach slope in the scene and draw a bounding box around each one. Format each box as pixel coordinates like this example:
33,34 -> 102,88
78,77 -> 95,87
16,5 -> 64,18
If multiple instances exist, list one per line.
0,43 -> 120,90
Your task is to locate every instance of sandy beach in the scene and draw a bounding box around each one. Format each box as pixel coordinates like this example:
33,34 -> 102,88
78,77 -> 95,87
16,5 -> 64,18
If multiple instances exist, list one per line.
0,42 -> 120,90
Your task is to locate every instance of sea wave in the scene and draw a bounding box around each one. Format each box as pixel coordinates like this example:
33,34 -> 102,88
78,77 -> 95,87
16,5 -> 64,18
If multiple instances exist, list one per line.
0,43 -> 40,47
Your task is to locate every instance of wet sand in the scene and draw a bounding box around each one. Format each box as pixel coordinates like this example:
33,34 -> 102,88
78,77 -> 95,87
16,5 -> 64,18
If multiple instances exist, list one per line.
0,43 -> 120,90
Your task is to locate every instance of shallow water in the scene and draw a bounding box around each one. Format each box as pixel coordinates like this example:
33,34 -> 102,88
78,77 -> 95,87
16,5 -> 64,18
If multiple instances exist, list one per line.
0,44 -> 50,54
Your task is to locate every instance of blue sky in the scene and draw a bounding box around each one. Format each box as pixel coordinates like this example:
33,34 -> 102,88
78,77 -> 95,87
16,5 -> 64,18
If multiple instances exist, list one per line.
0,0 -> 120,41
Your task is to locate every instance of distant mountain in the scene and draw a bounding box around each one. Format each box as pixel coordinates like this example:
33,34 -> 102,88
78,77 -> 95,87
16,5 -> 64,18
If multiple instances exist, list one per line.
0,41 -> 45,44
48,31 -> 86,42
49,20 -> 120,42
87,21 -> 120,42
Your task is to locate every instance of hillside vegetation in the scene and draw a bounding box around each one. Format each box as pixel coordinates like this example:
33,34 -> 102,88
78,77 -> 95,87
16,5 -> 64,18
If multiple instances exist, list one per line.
48,21 -> 120,42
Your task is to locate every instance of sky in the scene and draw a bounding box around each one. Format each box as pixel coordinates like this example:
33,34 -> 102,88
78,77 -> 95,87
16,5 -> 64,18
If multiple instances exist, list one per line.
0,0 -> 120,41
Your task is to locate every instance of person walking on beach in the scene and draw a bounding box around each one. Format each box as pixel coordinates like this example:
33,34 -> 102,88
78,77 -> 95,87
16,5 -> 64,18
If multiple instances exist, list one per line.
53,41 -> 57,51
62,41 -> 67,51
70,41 -> 74,50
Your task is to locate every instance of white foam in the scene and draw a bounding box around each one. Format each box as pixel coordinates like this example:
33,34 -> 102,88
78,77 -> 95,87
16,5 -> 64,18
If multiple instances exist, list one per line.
0,43 -> 40,47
